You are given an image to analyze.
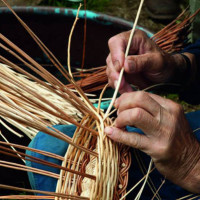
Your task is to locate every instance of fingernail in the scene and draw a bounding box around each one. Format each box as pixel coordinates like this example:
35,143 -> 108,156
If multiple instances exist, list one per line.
114,80 -> 118,88
114,98 -> 119,108
125,58 -> 134,72
105,127 -> 113,135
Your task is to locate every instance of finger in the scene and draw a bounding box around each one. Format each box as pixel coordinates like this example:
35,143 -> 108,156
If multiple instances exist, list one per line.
124,53 -> 163,74
115,91 -> 161,117
126,29 -> 155,55
106,54 -> 120,88
114,107 -> 159,135
118,81 -> 133,94
106,54 -> 133,93
108,33 -> 127,67
105,126 -> 149,150
106,54 -> 121,72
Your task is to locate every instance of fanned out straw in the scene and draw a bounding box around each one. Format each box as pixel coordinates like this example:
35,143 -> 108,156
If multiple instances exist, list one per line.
0,0 -> 132,199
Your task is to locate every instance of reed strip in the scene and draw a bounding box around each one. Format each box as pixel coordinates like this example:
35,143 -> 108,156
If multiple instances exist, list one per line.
68,4 -> 82,77
0,130 -> 25,163
64,4 -> 102,121
135,160 -> 153,200
0,160 -> 59,179
0,104 -> 98,157
0,119 -> 23,138
0,196 -> 54,199
177,194 -> 194,200
0,144 -> 96,180
134,150 -> 160,200
81,0 -> 87,71
187,195 -> 200,200
0,184 -> 89,200
151,179 -> 165,200
0,141 -> 64,161
104,0 -> 144,119
0,0 -> 72,83
120,167 -> 155,200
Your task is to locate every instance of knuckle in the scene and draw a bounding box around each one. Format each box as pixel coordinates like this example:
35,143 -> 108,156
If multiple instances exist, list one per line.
131,134 -> 141,149
120,92 -> 130,102
106,56 -> 110,65
135,29 -> 145,36
106,66 -> 110,75
131,107 -> 143,122
155,144 -> 169,158
114,117 -> 121,127
135,30 -> 148,42
144,41 -> 153,51
172,102 -> 184,116
135,91 -> 147,101
151,139 -> 170,160
108,36 -> 116,47
108,80 -> 113,88
113,128 -> 125,142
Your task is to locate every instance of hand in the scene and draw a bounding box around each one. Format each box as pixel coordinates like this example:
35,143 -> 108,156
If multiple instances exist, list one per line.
105,91 -> 200,193
106,30 -> 184,93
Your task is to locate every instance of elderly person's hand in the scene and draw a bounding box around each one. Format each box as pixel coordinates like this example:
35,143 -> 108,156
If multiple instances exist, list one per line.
105,91 -> 200,193
106,29 -> 194,93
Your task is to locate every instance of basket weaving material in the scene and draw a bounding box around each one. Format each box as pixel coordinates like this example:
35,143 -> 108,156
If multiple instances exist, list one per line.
1,0 -> 200,199
0,1 -> 132,198
0,63 -> 131,199
55,115 -> 131,199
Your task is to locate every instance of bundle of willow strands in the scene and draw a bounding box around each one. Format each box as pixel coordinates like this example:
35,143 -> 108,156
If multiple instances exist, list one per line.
0,0 -> 132,199
68,66 -> 108,93
0,63 -> 100,139
67,7 -> 200,93
152,7 -> 200,53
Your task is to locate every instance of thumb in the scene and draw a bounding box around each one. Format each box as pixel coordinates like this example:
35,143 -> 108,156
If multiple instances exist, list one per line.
105,127 -> 148,150
124,53 -> 163,74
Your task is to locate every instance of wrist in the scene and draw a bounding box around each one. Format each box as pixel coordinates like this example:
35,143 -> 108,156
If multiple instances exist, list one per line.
171,136 -> 200,193
182,140 -> 200,193
167,53 -> 196,86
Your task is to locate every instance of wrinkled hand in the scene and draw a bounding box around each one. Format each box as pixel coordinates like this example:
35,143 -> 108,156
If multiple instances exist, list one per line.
106,30 -> 177,93
105,91 -> 200,193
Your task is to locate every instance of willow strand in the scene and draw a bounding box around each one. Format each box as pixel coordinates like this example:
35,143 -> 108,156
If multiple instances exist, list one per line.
104,0 -> 144,119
